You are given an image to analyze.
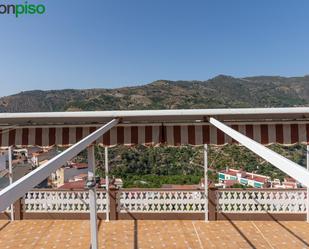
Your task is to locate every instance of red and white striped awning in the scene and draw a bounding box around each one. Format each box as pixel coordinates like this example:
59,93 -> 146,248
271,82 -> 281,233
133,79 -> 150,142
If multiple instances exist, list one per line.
1,122 -> 308,147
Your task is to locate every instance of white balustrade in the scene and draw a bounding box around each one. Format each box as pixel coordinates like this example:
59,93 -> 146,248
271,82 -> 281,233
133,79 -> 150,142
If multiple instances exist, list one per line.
24,190 -> 107,213
217,190 -> 307,213
118,190 -> 206,213
22,189 -> 308,214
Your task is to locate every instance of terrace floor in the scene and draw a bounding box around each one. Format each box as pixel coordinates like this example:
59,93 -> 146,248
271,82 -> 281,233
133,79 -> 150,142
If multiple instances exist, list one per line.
1,220 -> 309,249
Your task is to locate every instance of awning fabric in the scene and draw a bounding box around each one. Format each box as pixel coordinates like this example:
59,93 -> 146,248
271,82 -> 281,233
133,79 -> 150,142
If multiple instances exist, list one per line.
1,122 -> 308,147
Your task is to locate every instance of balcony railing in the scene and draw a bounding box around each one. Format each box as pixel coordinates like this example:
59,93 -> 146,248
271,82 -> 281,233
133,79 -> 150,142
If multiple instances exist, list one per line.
1,188 -> 307,221
117,189 -> 206,213
24,190 -> 108,213
217,189 -> 307,213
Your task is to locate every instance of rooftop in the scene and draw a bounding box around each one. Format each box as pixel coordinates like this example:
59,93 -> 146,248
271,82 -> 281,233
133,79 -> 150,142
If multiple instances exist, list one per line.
220,169 -> 270,183
72,163 -> 88,169
58,180 -> 85,190
1,220 -> 309,249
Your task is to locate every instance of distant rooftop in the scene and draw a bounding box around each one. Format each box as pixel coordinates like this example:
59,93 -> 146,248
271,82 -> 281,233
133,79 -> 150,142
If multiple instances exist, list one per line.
220,168 -> 270,183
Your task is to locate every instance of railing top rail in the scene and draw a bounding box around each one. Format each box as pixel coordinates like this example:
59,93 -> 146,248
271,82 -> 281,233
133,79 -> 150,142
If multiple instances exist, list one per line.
22,188 -> 306,193
217,188 -> 306,192
26,188 -> 108,192
118,188 -> 204,192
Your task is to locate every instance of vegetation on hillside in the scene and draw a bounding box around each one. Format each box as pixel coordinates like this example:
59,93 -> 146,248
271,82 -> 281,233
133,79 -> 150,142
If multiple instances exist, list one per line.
1,75 -> 309,112
72,144 -> 307,188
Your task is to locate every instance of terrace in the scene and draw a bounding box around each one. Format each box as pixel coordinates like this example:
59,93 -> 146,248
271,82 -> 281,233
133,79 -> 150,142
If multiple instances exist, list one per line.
1,108 -> 309,248
2,220 -> 309,249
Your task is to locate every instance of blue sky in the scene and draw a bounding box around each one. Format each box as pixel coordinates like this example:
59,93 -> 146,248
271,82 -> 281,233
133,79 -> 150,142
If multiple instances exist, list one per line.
0,0 -> 308,97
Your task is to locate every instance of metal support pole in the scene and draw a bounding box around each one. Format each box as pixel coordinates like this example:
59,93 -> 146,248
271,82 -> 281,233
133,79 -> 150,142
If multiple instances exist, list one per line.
306,144 -> 309,223
88,145 -> 98,249
105,147 -> 110,222
8,147 -> 14,221
204,144 -> 209,222
0,118 -> 119,213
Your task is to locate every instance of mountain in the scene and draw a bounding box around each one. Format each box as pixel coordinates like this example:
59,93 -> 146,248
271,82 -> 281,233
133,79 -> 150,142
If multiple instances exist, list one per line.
1,75 -> 309,112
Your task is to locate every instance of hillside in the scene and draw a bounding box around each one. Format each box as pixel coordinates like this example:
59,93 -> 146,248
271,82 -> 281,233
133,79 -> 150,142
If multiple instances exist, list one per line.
1,75 -> 309,112
85,144 -> 306,188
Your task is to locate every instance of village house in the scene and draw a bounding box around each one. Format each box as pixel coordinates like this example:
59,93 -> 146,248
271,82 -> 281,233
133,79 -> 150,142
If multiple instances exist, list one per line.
218,168 -> 271,188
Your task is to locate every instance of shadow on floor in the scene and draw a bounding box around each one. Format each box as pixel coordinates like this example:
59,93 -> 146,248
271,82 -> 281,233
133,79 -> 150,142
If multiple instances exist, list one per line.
265,212 -> 309,247
122,211 -> 139,249
220,213 -> 257,249
0,221 -> 10,232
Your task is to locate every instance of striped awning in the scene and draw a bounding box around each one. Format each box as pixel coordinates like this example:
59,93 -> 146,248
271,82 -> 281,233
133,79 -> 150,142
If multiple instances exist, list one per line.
0,122 -> 308,147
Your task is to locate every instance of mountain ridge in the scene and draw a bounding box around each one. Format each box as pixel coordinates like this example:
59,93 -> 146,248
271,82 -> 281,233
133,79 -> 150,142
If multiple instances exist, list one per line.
1,75 -> 309,112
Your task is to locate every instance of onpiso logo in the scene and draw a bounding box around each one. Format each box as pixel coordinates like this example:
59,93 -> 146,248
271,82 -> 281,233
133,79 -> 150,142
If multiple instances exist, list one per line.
0,1 -> 46,17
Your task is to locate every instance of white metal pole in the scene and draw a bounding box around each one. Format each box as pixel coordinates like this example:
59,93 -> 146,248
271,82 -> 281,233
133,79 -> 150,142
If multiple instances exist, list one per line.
0,118 -> 118,213
88,145 -> 98,249
105,147 -> 110,222
306,144 -> 309,222
204,144 -> 209,222
8,146 -> 14,221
